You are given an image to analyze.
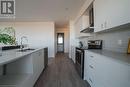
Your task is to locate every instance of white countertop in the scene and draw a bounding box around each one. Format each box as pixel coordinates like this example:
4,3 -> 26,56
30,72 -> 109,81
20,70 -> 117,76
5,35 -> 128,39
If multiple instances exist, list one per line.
0,48 -> 44,66
87,49 -> 130,66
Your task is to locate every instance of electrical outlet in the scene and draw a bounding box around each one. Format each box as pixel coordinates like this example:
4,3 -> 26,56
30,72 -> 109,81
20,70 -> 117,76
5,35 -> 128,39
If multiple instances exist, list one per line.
118,40 -> 122,45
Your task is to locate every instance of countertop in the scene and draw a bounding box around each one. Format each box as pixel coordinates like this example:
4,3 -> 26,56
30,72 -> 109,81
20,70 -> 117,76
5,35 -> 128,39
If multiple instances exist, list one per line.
87,49 -> 130,66
0,48 -> 44,66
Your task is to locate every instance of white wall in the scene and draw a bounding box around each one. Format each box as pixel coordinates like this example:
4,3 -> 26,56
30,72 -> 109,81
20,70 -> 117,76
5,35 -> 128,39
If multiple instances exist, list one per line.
55,27 -> 70,53
0,22 -> 55,58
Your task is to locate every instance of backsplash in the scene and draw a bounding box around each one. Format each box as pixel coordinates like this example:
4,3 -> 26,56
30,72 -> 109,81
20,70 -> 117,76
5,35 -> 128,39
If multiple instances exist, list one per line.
80,28 -> 130,53
96,28 -> 130,53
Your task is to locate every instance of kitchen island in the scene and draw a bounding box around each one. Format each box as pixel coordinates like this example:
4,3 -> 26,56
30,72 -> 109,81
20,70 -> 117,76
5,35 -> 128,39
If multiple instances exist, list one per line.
0,47 -> 47,87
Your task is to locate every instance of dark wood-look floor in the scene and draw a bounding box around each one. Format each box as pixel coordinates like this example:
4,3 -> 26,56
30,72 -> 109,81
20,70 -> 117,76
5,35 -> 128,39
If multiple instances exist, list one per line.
34,53 -> 88,87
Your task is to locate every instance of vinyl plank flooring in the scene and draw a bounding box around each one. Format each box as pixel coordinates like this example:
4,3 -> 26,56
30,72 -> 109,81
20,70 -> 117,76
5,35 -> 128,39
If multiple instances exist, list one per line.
34,53 -> 88,87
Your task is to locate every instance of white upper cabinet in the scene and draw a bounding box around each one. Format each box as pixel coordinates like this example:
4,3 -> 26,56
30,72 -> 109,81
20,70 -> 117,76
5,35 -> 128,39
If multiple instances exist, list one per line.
94,0 -> 130,32
74,15 -> 91,38
81,15 -> 89,31
106,0 -> 130,29
74,17 -> 82,37
94,0 -> 106,32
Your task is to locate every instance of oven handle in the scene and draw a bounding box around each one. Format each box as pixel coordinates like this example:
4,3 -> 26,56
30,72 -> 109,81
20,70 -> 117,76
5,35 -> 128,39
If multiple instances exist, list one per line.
76,49 -> 83,53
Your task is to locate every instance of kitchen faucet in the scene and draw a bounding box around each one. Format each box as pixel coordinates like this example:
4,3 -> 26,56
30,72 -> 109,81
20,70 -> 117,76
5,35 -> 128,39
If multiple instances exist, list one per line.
20,36 -> 28,50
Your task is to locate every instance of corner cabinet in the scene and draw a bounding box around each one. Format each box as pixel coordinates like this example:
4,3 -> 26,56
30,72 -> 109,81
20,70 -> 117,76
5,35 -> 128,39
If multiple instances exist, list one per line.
94,0 -> 130,32
84,50 -> 130,87
74,15 -> 91,38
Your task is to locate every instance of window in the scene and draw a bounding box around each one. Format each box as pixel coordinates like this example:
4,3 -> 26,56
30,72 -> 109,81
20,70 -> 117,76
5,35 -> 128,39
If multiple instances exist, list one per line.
58,34 -> 63,44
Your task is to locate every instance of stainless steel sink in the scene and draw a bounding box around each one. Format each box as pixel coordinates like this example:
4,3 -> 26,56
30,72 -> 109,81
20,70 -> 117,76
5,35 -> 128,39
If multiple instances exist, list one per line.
17,48 -> 35,52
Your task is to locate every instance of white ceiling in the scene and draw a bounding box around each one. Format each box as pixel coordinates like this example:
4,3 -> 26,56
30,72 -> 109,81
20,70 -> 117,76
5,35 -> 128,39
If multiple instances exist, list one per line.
1,0 -> 86,28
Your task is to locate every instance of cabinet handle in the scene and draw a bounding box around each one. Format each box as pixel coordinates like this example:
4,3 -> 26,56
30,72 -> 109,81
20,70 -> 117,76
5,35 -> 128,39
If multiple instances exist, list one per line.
89,78 -> 93,83
89,65 -> 94,69
39,52 -> 41,56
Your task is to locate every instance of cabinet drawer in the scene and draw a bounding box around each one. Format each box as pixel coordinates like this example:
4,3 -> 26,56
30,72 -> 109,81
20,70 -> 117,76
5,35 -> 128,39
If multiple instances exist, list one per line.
86,69 -> 95,87
86,53 -> 97,68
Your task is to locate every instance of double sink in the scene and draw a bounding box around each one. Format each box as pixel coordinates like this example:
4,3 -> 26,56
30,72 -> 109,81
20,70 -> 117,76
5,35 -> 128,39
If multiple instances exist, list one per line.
2,45 -> 35,52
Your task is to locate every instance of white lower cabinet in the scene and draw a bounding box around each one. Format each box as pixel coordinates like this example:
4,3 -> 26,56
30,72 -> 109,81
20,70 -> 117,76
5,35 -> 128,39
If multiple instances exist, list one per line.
31,49 -> 44,83
93,54 -> 108,87
86,68 -> 96,87
102,58 -> 130,87
84,50 -> 130,87
84,51 -> 95,86
84,51 -> 105,87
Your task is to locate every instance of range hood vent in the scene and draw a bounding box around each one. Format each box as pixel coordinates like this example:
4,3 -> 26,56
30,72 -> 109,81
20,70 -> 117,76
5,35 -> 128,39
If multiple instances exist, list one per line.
80,27 -> 94,33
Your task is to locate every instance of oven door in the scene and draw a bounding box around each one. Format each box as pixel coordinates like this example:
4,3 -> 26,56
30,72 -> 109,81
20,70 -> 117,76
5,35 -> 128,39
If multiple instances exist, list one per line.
75,49 -> 84,79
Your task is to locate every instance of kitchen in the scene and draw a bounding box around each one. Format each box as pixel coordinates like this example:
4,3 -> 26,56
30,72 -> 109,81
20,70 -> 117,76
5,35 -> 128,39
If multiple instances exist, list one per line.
70,0 -> 130,87
0,0 -> 130,87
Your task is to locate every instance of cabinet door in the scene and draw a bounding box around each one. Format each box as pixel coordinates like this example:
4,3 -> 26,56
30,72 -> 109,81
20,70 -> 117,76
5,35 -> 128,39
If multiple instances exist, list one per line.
86,68 -> 96,87
105,0 -> 130,29
87,51 -> 106,87
32,51 -> 39,79
84,51 -> 88,80
74,18 -> 82,37
32,50 -> 44,79
74,16 -> 91,38
39,49 -> 44,72
94,0 -> 106,32
81,15 -> 89,31
102,57 -> 130,87
87,51 -> 130,87
94,0 -> 130,32
93,54 -> 108,87
84,51 -> 99,87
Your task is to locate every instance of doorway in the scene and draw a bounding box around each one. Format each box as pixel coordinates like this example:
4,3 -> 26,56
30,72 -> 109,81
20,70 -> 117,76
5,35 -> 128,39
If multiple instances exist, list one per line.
57,33 -> 64,53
